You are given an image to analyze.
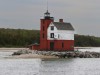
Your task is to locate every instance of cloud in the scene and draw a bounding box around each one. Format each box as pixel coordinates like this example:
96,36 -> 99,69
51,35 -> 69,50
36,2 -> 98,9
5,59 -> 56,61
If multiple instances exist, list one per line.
0,0 -> 100,36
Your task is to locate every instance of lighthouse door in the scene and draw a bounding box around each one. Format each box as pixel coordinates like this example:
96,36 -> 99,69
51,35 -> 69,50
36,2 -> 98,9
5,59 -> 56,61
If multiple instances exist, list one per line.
50,42 -> 54,50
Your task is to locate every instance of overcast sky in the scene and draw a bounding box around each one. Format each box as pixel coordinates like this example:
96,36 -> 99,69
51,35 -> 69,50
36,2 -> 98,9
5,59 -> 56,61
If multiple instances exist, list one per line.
0,0 -> 100,36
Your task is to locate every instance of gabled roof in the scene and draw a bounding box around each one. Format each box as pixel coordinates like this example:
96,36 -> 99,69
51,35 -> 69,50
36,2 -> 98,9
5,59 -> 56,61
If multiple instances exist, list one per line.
53,22 -> 74,31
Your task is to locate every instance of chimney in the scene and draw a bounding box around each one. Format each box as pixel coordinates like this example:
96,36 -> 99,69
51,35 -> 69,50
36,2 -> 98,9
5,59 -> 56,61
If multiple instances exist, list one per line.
59,19 -> 63,22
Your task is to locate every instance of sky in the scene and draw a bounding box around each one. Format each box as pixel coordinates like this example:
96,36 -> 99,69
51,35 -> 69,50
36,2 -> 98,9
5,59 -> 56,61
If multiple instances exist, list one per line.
0,0 -> 100,37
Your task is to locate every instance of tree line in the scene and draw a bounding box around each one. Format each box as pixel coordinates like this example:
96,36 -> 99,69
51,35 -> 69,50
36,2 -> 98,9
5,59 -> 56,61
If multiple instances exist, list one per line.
0,28 -> 39,47
0,28 -> 100,47
75,34 -> 100,47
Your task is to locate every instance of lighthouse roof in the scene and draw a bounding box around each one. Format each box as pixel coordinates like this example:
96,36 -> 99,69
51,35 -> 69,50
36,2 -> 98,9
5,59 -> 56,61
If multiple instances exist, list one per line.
44,10 -> 50,15
53,22 -> 74,31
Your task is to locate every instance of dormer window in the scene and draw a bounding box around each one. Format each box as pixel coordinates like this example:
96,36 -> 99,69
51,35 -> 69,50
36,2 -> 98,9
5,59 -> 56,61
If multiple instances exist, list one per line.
51,26 -> 54,30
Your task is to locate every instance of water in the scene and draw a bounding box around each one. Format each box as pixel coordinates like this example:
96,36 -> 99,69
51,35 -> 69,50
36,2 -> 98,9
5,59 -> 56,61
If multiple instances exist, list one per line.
0,51 -> 13,58
0,58 -> 100,75
0,47 -> 100,75
0,59 -> 41,75
78,47 -> 100,52
40,58 -> 100,75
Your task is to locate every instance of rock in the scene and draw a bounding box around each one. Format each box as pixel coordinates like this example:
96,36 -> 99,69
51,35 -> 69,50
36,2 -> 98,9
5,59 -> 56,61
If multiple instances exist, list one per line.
12,49 -> 100,58
12,49 -> 32,55
12,52 -> 21,55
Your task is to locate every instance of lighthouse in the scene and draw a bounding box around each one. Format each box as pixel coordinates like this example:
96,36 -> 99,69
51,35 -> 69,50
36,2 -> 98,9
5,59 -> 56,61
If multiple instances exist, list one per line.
40,10 -> 54,50
31,10 -> 75,51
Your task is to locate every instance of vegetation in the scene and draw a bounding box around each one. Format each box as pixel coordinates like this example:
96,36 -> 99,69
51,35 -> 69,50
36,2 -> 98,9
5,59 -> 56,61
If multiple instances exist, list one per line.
75,34 -> 100,47
0,28 -> 100,47
0,28 -> 40,47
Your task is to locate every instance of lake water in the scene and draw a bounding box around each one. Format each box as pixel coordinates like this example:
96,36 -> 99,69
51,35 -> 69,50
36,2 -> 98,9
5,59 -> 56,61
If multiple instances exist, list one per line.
0,47 -> 100,75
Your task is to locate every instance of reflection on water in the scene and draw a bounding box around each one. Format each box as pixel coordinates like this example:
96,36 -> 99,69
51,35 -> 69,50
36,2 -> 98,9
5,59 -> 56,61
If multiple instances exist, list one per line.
40,59 -> 74,75
40,58 -> 100,75
0,59 -> 41,75
0,58 -> 100,75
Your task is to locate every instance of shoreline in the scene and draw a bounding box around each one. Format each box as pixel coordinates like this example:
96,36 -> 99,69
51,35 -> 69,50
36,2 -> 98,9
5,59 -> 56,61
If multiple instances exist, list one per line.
0,47 -> 100,59
6,54 -> 59,59
0,47 -> 100,50
0,48 -> 28,50
11,50 -> 100,59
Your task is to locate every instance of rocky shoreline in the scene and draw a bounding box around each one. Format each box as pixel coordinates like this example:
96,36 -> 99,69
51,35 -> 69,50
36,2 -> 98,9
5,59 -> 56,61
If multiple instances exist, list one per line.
12,49 -> 100,58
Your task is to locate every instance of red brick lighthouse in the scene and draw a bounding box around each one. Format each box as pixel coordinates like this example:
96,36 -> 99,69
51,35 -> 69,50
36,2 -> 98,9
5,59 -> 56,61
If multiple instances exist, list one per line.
40,10 -> 54,50
31,10 -> 75,51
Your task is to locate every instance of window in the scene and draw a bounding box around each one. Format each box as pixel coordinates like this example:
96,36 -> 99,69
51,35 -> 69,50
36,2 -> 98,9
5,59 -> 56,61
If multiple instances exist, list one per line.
43,26 -> 44,31
50,33 -> 54,38
51,26 -> 54,30
62,42 -> 64,48
43,34 -> 44,38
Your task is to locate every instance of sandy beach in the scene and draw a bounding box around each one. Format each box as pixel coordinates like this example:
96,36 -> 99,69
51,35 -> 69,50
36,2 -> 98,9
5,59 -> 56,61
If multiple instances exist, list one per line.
9,54 -> 58,59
